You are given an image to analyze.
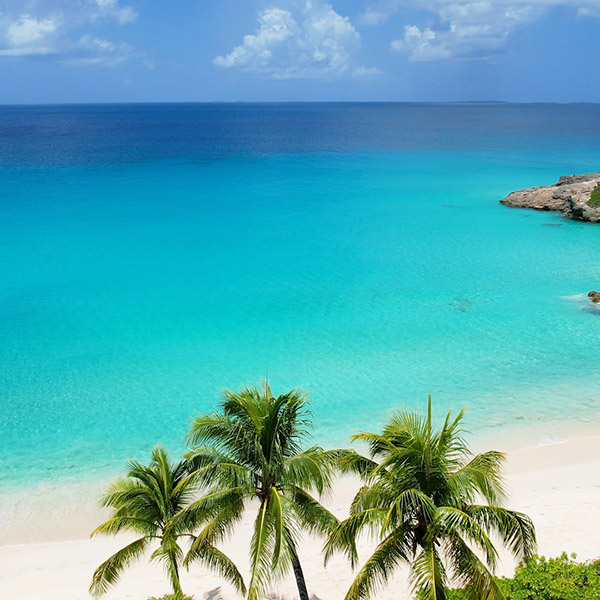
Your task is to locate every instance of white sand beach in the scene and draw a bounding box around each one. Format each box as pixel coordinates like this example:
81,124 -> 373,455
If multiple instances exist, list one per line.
1,434 -> 599,600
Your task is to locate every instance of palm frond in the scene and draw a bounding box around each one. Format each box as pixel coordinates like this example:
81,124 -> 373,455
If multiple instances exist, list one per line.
184,446 -> 250,482
89,537 -> 149,596
337,449 -> 380,480
283,446 -> 335,495
91,515 -> 157,537
186,413 -> 248,454
350,483 -> 397,514
324,507 -> 388,568
445,535 -> 505,600
351,431 -> 397,459
183,495 -> 245,550
381,488 -> 436,535
344,523 -> 413,600
186,542 -> 247,594
432,507 -> 499,570
465,505 -> 537,560
248,496 -> 276,600
169,485 -> 247,535
269,487 -> 286,569
409,544 -> 447,600
436,406 -> 469,463
449,451 -> 507,505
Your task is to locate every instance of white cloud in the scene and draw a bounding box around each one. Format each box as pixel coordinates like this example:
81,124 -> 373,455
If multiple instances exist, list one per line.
0,0 -> 138,65
215,8 -> 298,71
6,15 -> 58,46
352,65 -> 384,77
79,34 -> 116,53
391,25 -> 448,61
0,45 -> 55,57
356,1 -> 399,26
363,0 -> 600,61
89,0 -> 138,25
214,1 -> 375,80
64,34 -> 137,66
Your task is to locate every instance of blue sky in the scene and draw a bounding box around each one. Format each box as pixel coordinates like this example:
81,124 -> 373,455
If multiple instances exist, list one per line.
1,0 -> 599,103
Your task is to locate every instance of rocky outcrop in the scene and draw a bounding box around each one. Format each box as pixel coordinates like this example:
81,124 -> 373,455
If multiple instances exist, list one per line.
500,171 -> 600,222
588,291 -> 600,304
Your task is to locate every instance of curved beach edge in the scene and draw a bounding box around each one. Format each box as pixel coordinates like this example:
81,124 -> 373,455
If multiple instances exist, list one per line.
2,432 -> 600,600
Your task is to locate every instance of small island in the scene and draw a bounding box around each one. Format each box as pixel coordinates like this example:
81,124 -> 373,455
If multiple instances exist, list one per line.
501,171 -> 600,222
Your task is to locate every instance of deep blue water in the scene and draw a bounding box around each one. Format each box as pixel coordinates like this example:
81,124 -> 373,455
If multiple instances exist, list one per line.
1,103 -> 599,488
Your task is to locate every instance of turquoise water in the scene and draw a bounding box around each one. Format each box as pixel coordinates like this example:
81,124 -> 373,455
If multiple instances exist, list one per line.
1,104 -> 599,488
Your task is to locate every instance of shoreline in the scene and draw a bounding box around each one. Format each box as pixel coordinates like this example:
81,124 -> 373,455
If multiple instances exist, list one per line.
2,415 -> 600,545
2,428 -> 600,599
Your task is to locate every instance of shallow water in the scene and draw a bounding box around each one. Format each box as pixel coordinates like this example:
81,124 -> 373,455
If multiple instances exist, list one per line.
1,103 -> 599,488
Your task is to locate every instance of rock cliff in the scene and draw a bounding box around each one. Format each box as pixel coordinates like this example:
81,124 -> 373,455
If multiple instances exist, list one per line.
500,171 -> 600,222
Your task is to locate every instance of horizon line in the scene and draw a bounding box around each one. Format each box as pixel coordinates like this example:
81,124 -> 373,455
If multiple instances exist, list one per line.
2,100 -> 600,107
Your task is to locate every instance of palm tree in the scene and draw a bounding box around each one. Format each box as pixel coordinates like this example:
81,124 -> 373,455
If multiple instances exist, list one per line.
180,383 -> 340,600
324,397 -> 537,600
90,445 -> 245,599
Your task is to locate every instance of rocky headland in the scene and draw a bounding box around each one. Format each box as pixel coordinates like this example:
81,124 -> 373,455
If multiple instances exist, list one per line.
588,291 -> 600,304
500,171 -> 600,222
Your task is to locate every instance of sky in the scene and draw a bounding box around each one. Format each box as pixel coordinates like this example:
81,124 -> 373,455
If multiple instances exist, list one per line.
0,0 -> 599,103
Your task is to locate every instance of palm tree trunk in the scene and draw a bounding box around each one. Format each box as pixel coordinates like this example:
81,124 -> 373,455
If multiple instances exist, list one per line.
168,552 -> 183,598
290,545 -> 309,600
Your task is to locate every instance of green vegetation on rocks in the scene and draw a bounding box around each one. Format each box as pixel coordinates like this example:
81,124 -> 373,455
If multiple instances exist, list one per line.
588,184 -> 600,206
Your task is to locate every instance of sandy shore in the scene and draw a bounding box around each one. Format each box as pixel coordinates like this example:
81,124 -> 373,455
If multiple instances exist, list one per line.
2,434 -> 600,600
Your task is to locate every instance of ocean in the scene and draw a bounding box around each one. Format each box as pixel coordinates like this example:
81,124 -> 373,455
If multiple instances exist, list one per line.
1,103 -> 599,490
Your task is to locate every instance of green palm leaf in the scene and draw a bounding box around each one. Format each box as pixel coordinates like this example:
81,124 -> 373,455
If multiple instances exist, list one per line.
344,522 -> 414,600
186,542 -> 247,594
410,544 -> 447,600
445,535 -> 504,600
465,505 -> 536,560
324,506 -> 387,568
248,495 -> 276,600
432,506 -> 499,570
90,537 -> 149,596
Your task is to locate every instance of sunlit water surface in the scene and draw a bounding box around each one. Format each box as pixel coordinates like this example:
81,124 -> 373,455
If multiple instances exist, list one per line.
1,103 -> 599,491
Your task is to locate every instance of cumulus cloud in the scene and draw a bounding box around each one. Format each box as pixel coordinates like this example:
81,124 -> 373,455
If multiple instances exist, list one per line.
214,1 -> 375,79
391,25 -> 445,61
0,0 -> 139,65
215,8 -> 299,72
6,15 -> 59,46
361,0 -> 600,61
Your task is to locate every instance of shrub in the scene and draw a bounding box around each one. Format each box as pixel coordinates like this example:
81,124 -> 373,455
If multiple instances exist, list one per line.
499,553 -> 600,600
588,183 -> 600,206
449,553 -> 600,600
